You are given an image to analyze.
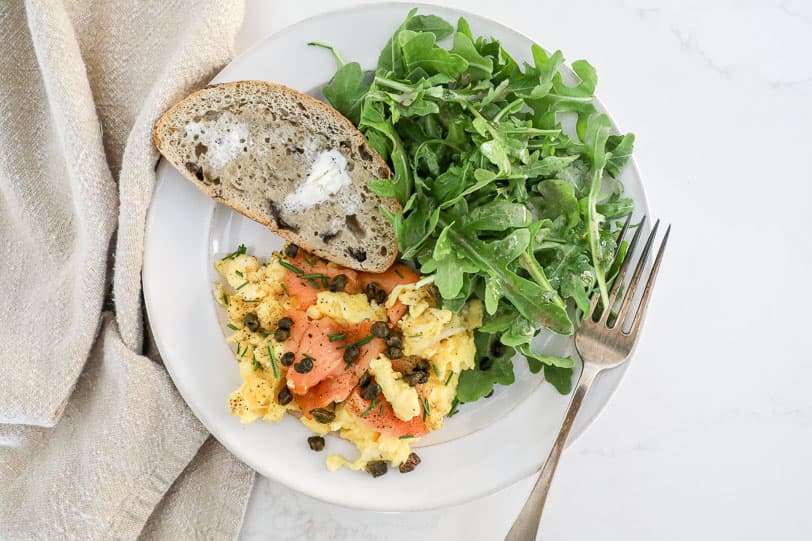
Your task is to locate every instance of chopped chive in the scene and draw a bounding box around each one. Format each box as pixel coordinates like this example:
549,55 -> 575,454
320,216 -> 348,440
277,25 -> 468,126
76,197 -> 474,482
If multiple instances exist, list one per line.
267,346 -> 280,379
305,278 -> 321,289
299,273 -> 327,279
236,281 -> 249,290
221,244 -> 247,260
328,333 -> 347,342
448,397 -> 459,417
261,331 -> 270,338
235,270 -> 243,277
279,260 -> 304,274
244,299 -> 259,303
280,283 -> 289,295
419,395 -> 430,422
360,399 -> 378,418
432,364 -> 440,378
304,255 -> 315,267
336,335 -> 374,350
394,268 -> 404,279
252,359 -> 261,371
399,435 -> 414,440
444,372 -> 453,385
235,343 -> 241,356
378,403 -> 384,415
320,275 -> 329,288
240,346 -> 249,358
302,353 -> 316,362
227,323 -> 239,331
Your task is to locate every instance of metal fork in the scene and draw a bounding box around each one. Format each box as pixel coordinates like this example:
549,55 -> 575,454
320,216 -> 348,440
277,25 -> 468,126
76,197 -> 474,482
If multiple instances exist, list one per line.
506,215 -> 671,541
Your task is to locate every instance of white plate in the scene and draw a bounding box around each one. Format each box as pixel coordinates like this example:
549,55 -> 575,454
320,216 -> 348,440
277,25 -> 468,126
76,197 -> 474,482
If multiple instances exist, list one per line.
143,3 -> 649,511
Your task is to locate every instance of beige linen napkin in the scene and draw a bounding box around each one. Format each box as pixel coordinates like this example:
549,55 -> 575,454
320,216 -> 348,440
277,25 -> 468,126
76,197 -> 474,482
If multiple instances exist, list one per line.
0,1 -> 255,539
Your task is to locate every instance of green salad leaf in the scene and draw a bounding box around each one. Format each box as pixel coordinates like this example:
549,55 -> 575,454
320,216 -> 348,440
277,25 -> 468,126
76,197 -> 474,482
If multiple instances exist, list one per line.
314,9 -> 634,401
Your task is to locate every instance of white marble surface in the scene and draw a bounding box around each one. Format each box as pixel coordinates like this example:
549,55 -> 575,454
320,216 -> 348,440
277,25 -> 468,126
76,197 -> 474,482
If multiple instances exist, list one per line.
236,1 -> 812,539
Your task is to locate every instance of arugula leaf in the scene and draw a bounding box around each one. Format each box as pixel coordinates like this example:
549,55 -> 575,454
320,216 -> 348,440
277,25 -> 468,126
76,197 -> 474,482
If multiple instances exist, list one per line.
400,30 -> 468,77
322,62 -> 369,125
544,365 -> 574,394
456,333 -> 515,403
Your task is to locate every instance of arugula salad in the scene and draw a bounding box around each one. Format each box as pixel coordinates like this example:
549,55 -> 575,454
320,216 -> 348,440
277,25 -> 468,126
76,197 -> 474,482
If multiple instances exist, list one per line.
312,9 -> 634,403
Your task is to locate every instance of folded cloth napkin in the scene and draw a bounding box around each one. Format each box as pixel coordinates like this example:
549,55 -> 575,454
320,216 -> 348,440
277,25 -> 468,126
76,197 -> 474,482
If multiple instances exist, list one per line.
0,1 -> 255,539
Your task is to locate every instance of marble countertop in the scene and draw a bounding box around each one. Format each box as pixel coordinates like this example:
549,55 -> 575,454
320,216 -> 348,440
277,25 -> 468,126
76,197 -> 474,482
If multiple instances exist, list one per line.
236,1 -> 812,539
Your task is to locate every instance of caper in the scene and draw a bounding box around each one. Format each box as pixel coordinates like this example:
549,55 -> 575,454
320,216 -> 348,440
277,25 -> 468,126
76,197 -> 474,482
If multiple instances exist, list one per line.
403,371 -> 428,386
307,435 -> 325,452
280,352 -> 295,366
384,335 -> 402,348
365,282 -> 386,304
398,452 -> 421,474
328,274 -> 348,292
284,244 -> 299,258
243,312 -> 260,332
310,408 -> 336,424
343,344 -> 360,364
277,316 -> 294,329
370,321 -> 389,338
277,386 -> 293,406
479,356 -> 493,371
490,338 -> 505,358
365,460 -> 388,478
294,357 -> 314,373
415,359 -> 430,373
360,382 -> 381,401
358,371 -> 372,388
387,346 -> 403,359
274,328 -> 291,342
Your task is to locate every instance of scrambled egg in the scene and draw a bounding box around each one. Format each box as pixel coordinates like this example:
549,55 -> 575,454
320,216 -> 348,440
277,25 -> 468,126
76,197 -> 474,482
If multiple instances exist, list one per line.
369,355 -> 420,421
216,252 -> 482,473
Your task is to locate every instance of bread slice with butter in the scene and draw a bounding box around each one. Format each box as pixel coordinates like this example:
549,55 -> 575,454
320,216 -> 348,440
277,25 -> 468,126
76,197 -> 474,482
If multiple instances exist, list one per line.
153,80 -> 399,272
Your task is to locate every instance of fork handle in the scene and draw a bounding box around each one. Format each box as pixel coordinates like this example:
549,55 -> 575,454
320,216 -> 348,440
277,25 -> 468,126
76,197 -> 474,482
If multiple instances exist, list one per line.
505,363 -> 600,541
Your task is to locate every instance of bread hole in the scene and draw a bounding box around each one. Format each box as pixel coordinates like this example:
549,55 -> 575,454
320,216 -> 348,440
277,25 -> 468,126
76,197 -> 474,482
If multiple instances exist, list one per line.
268,200 -> 299,232
346,161 -> 354,172
347,247 -> 367,263
345,215 -> 366,238
380,246 -> 388,256
358,145 -> 371,161
296,102 -> 306,111
378,166 -> 389,178
195,143 -> 208,158
203,110 -> 222,121
321,231 -> 338,243
264,137 -> 270,143
185,161 -> 204,181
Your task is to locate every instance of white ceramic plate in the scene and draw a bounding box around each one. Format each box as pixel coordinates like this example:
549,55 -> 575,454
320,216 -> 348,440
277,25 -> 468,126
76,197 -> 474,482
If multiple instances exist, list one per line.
143,3 -> 649,511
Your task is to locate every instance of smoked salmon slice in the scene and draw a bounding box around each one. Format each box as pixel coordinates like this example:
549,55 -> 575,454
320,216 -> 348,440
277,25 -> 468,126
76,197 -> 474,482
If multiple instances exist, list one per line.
344,385 -> 429,438
286,316 -> 347,395
295,322 -> 386,415
281,253 -> 361,309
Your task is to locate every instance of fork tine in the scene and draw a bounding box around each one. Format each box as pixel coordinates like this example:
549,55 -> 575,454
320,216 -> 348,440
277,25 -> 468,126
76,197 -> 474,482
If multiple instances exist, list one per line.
615,219 -> 660,326
587,287 -> 602,319
626,225 -> 670,336
613,212 -> 635,258
600,215 -> 646,324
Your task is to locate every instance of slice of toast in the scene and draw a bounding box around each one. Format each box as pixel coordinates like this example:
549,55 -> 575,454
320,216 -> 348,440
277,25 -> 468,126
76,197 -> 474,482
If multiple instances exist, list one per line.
153,80 -> 398,272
